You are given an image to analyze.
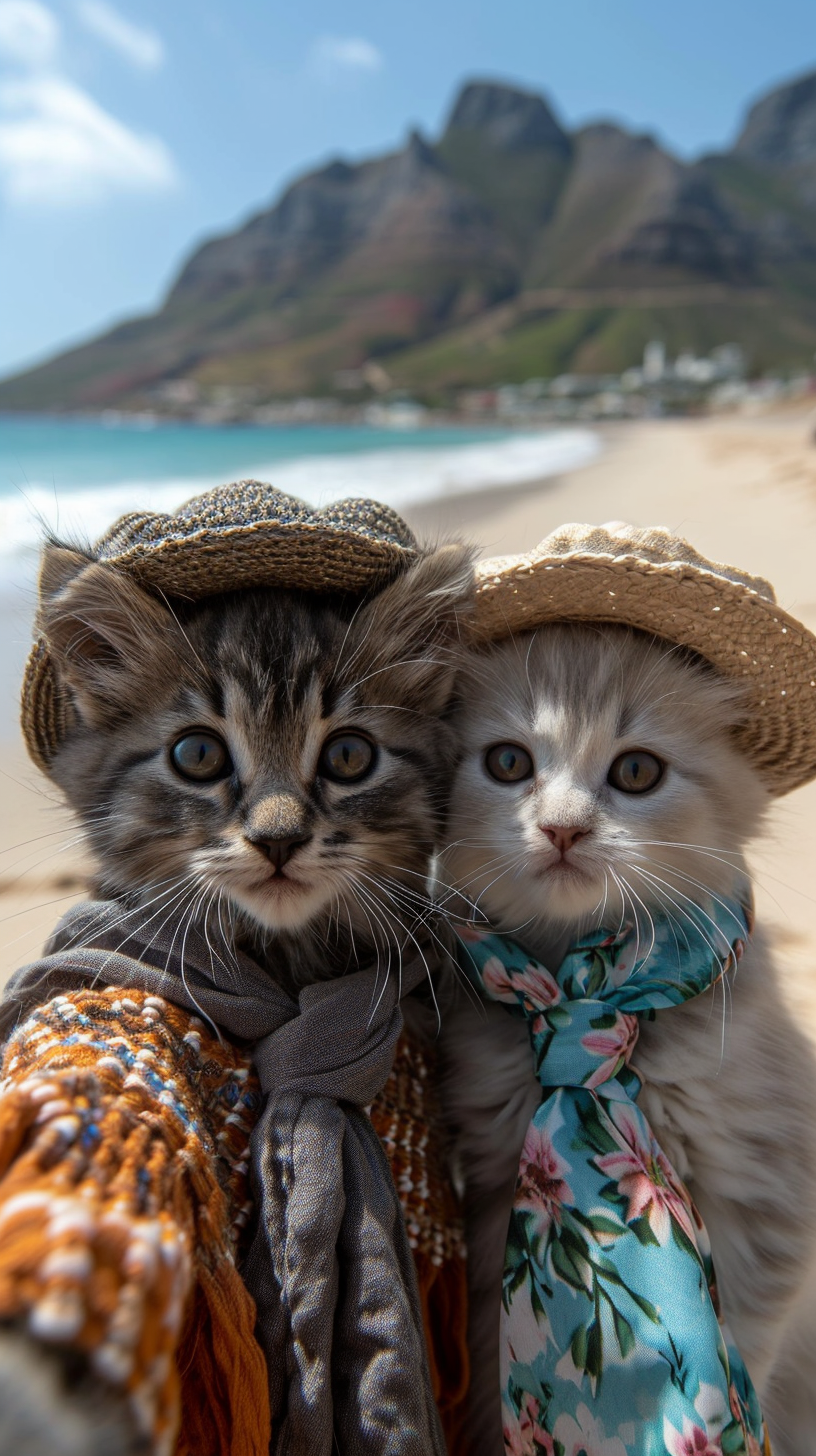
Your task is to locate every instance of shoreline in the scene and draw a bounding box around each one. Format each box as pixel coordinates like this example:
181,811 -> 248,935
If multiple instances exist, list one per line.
0,420 -> 601,563
3,407 -> 816,1019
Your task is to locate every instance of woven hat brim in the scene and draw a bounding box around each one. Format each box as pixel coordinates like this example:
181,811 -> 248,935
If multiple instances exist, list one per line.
101,521 -> 412,598
21,641 -> 67,776
21,526 -> 415,775
473,550 -> 816,797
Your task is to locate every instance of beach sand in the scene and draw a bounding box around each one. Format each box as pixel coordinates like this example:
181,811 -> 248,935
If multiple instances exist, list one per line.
3,406 -> 816,1033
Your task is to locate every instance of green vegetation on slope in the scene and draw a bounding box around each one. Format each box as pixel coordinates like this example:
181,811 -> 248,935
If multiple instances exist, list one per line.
3,72 -> 816,410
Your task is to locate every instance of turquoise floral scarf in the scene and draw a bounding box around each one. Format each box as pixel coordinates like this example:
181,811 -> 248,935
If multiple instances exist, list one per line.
455,895 -> 772,1456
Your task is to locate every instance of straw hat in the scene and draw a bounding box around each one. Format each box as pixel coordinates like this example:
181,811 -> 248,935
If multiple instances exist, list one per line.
472,522 -> 816,797
21,481 -> 418,774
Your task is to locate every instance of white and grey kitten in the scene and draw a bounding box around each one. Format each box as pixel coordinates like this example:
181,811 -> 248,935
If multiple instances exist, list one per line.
439,623 -> 816,1456
0,538 -> 473,1456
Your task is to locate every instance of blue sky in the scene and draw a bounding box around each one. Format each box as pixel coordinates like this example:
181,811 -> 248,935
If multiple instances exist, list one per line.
1,0 -> 815,378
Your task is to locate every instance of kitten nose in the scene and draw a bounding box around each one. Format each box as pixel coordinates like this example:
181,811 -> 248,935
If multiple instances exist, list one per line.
541,825 -> 588,855
250,834 -> 312,871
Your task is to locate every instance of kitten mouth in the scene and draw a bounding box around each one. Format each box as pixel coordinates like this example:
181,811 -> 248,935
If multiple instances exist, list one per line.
537,857 -> 591,881
254,870 -> 309,894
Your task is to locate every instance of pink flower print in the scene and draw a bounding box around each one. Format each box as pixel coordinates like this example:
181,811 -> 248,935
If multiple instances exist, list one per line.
580,1012 -> 639,1089
595,1101 -> 698,1246
553,1403 -> 628,1456
515,962 -> 562,1012
503,1393 -> 556,1455
663,1416 -> 723,1455
482,955 -> 521,1003
516,1123 -> 574,1226
727,1384 -> 762,1455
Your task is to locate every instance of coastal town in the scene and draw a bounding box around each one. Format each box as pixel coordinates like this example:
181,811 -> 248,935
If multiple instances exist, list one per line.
136,339 -> 816,428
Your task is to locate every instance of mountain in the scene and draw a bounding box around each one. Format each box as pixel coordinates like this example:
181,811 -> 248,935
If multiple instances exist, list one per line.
4,71 -> 816,410
733,69 -> 816,205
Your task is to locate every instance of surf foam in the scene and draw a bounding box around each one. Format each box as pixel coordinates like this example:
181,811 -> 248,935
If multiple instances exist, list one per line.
0,427 -> 599,570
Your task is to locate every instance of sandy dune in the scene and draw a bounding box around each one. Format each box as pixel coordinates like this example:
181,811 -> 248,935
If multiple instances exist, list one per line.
3,407 -> 816,1028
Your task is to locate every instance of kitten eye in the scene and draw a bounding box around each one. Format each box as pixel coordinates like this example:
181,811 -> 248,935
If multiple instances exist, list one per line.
171,731 -> 232,783
607,750 -> 664,794
485,743 -> 534,783
319,732 -> 376,784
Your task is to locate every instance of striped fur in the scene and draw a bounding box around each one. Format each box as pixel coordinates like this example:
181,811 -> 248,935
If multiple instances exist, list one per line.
39,540 -> 473,994
0,540 -> 472,1455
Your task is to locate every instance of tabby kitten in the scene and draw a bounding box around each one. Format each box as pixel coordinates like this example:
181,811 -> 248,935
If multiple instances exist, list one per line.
0,536 -> 472,1455
36,537 -> 472,987
440,623 -> 816,1456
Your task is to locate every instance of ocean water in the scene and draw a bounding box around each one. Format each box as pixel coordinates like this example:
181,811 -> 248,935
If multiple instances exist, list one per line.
0,415 -> 600,736
0,416 -> 599,570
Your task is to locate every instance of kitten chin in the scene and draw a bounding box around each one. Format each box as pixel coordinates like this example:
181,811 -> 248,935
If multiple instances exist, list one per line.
438,623 -> 816,1456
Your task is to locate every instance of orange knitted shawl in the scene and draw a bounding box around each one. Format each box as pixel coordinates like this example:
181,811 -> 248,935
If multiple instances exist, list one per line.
0,985 -> 468,1455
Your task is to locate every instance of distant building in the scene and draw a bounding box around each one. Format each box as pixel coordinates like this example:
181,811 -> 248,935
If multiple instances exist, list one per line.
364,398 -> 426,429
643,340 -> 666,383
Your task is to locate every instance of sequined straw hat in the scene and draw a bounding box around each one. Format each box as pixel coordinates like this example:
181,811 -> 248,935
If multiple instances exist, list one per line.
21,481 -> 418,774
471,521 -> 816,797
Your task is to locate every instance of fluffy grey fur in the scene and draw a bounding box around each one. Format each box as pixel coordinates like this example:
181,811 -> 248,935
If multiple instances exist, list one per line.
0,538 -> 473,1454
439,623 -> 816,1456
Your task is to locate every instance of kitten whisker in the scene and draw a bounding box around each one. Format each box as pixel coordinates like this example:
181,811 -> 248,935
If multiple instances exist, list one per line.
614,872 -> 657,968
0,889 -> 99,937
355,876 -> 441,1030
629,841 -> 804,915
0,762 -> 68,805
176,879 -> 225,1042
215,889 -> 239,987
0,830 -> 98,900
0,826 -> 89,858
332,592 -> 382,679
608,867 -> 634,942
628,838 -> 743,861
593,869 -> 611,926
56,870 -> 201,952
472,854 -> 535,917
348,883 -> 397,1021
89,873 -> 203,991
359,870 -> 483,1011
345,654 -> 450,696
200,883 -> 239,988
625,864 -> 733,970
633,878 -> 734,1057
626,856 -> 748,945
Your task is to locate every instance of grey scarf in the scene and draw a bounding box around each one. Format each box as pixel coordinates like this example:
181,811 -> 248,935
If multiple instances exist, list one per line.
0,901 -> 447,1456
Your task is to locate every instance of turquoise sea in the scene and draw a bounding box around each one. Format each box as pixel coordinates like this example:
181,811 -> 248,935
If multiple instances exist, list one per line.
0,415 -> 599,571
0,414 -> 601,735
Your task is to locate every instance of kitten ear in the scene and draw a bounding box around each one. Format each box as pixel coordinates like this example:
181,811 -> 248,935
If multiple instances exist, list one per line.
350,542 -> 474,712
37,544 -> 179,726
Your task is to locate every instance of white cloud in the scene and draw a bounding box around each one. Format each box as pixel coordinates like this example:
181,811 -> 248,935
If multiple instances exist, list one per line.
75,0 -> 165,72
0,0 -> 177,205
0,0 -> 59,68
0,73 -> 177,203
310,35 -> 383,79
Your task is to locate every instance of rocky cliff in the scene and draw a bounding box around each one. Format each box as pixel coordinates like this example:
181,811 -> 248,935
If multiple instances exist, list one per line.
3,70 -> 816,408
